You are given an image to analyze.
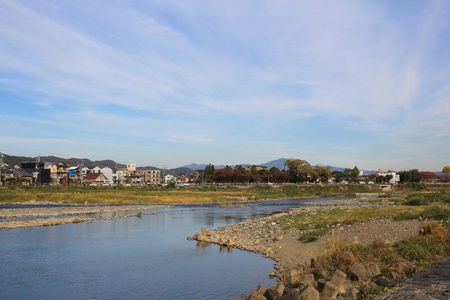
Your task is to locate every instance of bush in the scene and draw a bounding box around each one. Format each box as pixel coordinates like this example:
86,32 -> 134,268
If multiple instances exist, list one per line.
421,205 -> 450,221
299,229 -> 328,242
405,183 -> 427,191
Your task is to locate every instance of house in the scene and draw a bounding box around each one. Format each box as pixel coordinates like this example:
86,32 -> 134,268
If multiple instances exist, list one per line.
164,174 -> 176,184
101,167 -> 114,186
84,172 -> 109,186
91,166 -> 102,173
377,170 -> 400,184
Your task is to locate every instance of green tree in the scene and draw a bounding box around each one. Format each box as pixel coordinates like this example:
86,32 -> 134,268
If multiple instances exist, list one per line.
224,165 -> 232,171
314,165 -> 332,182
235,165 -> 245,173
202,164 -> 215,182
331,171 -> 345,183
350,166 -> 359,183
284,158 -> 313,182
269,166 -> 280,173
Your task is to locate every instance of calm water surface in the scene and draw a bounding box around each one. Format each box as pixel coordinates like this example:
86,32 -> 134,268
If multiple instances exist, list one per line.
0,197 -> 348,299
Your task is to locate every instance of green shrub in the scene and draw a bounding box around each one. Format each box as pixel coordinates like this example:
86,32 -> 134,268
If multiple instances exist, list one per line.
299,229 -> 329,242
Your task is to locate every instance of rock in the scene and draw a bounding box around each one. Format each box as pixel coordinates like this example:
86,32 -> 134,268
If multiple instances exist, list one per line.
321,281 -> 339,299
299,273 -> 315,287
256,284 -> 268,295
349,262 -> 370,282
227,238 -> 236,247
329,269 -> 347,294
264,288 -> 280,300
248,290 -> 267,300
300,285 -> 320,300
375,276 -> 390,287
271,282 -> 285,296
218,236 -> 227,245
317,279 -> 327,291
287,268 -> 301,286
201,227 -> 213,236
195,232 -> 206,241
330,270 -> 346,286
280,287 -> 301,300
367,263 -> 381,279
344,288 -> 359,300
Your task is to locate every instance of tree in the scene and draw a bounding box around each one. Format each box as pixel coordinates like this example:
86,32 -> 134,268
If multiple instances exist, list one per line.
284,158 -> 313,182
331,171 -> 345,183
442,166 -> 450,175
399,169 -> 421,183
202,164 -> 215,182
269,166 -> 280,173
224,165 -> 232,171
234,165 -> 245,173
350,166 -> 359,183
314,165 -> 332,183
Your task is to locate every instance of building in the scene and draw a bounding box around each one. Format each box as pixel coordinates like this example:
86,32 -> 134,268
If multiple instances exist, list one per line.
244,165 -> 268,173
84,172 -> 109,186
377,170 -> 400,184
136,169 -> 161,185
126,163 -> 136,172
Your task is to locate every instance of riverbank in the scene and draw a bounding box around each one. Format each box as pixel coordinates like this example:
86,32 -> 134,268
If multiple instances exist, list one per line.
0,184 -> 386,205
190,199 -> 422,273
189,198 -> 449,299
0,204 -> 166,230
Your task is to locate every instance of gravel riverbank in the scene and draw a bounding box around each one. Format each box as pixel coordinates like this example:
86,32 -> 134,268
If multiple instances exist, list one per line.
0,203 -> 167,230
189,199 -> 422,276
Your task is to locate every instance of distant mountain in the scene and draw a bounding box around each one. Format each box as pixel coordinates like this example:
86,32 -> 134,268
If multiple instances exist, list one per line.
260,158 -> 288,170
2,154 -> 126,169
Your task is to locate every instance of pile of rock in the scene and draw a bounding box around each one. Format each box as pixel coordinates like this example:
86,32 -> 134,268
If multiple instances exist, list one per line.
246,262 -> 388,300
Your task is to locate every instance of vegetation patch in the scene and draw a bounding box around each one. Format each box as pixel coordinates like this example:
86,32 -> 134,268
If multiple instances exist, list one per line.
312,221 -> 449,283
405,191 -> 450,206
299,228 -> 329,242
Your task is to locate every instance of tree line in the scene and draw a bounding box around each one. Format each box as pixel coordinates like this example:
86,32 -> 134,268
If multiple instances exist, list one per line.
199,160 -> 450,184
200,158 -> 361,184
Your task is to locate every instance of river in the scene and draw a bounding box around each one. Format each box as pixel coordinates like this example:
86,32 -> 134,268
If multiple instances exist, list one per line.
0,197 -> 348,299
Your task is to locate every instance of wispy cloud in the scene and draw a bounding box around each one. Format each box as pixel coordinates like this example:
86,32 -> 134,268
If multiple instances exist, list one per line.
0,0 -> 449,169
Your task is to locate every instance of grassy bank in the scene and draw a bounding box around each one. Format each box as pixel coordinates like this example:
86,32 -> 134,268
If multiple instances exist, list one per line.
0,184 -> 384,205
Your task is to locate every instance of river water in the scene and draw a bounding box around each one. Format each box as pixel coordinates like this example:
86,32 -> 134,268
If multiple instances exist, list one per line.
0,197 -> 348,299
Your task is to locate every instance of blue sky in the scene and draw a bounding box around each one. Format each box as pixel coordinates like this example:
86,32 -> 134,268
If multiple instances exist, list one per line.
1,0 -> 449,171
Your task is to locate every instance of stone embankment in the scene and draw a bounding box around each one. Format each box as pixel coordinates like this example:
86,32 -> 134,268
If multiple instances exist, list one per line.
0,204 -> 166,230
